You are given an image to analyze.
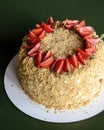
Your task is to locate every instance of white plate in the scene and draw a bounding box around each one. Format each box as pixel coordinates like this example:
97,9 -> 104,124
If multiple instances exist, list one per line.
4,54 -> 104,123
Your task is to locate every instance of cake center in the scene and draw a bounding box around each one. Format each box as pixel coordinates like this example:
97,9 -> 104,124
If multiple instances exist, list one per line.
41,28 -> 84,58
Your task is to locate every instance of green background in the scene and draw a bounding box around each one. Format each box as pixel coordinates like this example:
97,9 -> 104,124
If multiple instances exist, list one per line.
0,0 -> 104,129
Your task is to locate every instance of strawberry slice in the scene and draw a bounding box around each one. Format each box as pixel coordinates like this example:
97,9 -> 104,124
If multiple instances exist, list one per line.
65,19 -> 79,25
77,52 -> 86,65
27,37 -> 39,44
43,50 -> 52,61
38,30 -> 46,39
41,22 -> 54,33
23,44 -> 34,49
28,30 -> 37,39
28,52 -> 38,58
28,42 -> 41,55
85,46 -> 96,54
48,17 -> 54,28
75,20 -> 85,28
77,48 -> 89,59
40,57 -> 54,68
66,24 -> 74,30
85,42 -> 92,48
86,38 -> 100,45
32,28 -> 43,35
35,51 -> 45,67
64,58 -> 73,72
70,54 -> 79,68
36,24 -> 41,28
76,26 -> 93,36
53,59 -> 64,74
83,34 -> 93,40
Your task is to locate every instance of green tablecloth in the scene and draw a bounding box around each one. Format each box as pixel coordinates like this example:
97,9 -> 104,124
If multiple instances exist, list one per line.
0,0 -> 104,129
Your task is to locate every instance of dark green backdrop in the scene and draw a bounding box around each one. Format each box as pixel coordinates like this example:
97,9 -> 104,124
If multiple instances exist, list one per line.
0,0 -> 104,130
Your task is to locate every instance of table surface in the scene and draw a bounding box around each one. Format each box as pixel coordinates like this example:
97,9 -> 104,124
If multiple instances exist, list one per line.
0,0 -> 104,129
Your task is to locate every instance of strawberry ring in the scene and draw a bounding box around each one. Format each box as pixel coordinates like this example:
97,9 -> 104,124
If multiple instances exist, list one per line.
24,17 -> 100,74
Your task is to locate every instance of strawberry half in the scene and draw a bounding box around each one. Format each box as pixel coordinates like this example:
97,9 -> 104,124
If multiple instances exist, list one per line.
41,22 -> 54,33
85,42 -> 92,48
66,24 -> 74,30
28,52 -> 38,58
65,19 -> 79,25
85,46 -> 96,54
38,30 -> 46,39
28,30 -> 37,39
48,17 -> 54,28
86,38 -> 100,45
43,50 -> 52,61
76,26 -> 93,36
75,20 -> 85,28
32,28 -> 43,35
53,59 -> 64,74
70,54 -> 79,68
77,48 -> 89,59
28,42 -> 41,55
40,57 -> 54,68
77,52 -> 86,65
64,58 -> 73,72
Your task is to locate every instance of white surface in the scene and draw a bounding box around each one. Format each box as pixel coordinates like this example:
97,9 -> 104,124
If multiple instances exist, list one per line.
4,54 -> 104,123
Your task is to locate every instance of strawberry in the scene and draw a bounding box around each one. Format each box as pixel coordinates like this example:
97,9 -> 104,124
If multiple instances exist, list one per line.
86,38 -> 100,45
43,50 -> 52,61
36,24 -> 41,28
28,42 -> 41,55
23,44 -> 34,49
41,22 -> 54,33
76,26 -> 93,36
77,48 -> 89,59
35,51 -> 45,67
70,54 -> 79,68
32,28 -> 43,35
85,46 -> 96,54
40,57 -> 54,68
28,52 -> 38,58
66,24 -> 74,30
38,30 -> 46,39
77,52 -> 86,65
48,17 -> 54,28
85,42 -> 92,48
53,59 -> 64,74
64,58 -> 73,72
28,30 -> 37,39
75,20 -> 85,28
65,19 -> 79,25
27,37 -> 39,44
83,34 -> 93,40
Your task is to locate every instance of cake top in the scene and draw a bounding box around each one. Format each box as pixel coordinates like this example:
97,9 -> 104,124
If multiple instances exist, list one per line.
23,17 -> 102,74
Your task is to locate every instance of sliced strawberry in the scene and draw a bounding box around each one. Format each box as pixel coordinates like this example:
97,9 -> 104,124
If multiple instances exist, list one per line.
41,22 -> 54,33
40,57 -> 54,68
85,42 -> 92,48
43,50 -> 52,61
28,42 -> 41,55
23,44 -> 34,49
48,17 -> 54,28
38,30 -> 46,39
86,38 -> 100,45
77,48 -> 89,59
53,59 -> 64,74
28,30 -> 37,39
77,52 -> 86,65
70,54 -> 79,68
83,34 -> 93,40
65,19 -> 79,25
85,46 -> 96,54
35,51 -> 45,67
36,24 -> 41,28
27,37 -> 39,44
76,26 -> 93,36
28,52 -> 38,58
32,28 -> 43,35
66,24 -> 74,30
75,20 -> 85,28
64,58 -> 73,72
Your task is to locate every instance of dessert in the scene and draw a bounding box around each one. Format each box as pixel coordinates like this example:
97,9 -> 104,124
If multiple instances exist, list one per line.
18,17 -> 104,109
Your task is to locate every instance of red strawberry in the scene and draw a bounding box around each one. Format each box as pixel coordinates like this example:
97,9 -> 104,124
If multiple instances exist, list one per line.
41,22 -> 54,33
64,58 -> 73,72
53,59 -> 64,74
85,42 -> 92,48
28,42 -> 41,55
83,34 -> 93,40
35,51 -> 45,67
76,26 -> 93,36
77,48 -> 89,59
70,54 -> 79,68
27,37 -> 39,44
40,57 -> 54,68
86,38 -> 100,45
28,52 -> 38,58
36,24 -> 41,28
43,50 -> 52,61
38,30 -> 46,39
65,19 -> 79,25
66,24 -> 74,30
48,17 -> 54,28
32,28 -> 43,35
85,46 -> 96,54
77,52 -> 86,65
75,20 -> 85,28
23,44 -> 34,49
28,30 -> 37,39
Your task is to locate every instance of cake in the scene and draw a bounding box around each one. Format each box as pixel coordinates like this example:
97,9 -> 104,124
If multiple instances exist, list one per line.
18,17 -> 104,110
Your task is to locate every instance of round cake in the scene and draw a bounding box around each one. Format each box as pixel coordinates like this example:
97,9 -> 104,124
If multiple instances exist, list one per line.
18,17 -> 104,110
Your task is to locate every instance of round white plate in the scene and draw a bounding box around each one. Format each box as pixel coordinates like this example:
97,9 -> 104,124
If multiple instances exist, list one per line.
4,54 -> 104,123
